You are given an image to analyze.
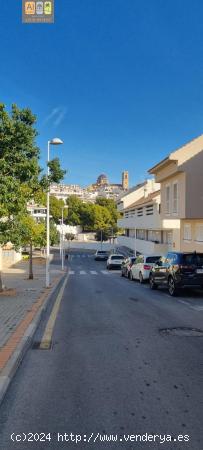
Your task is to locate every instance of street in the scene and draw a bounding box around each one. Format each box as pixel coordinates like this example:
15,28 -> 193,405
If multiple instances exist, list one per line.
0,249 -> 203,450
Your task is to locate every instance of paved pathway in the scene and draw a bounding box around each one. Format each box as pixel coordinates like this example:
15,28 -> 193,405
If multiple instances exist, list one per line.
0,256 -> 63,362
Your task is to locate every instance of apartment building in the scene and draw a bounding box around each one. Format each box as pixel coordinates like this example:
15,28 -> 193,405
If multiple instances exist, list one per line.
149,134 -> 203,252
117,179 -> 169,255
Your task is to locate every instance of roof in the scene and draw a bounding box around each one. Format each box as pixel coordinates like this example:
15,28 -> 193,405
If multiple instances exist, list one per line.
148,134 -> 203,174
116,182 -> 146,202
125,190 -> 160,211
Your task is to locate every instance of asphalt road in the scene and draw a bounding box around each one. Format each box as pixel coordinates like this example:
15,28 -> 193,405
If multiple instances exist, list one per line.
0,249 -> 203,450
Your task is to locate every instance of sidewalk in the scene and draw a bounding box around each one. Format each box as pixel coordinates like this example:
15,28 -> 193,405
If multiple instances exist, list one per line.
0,254 -> 65,380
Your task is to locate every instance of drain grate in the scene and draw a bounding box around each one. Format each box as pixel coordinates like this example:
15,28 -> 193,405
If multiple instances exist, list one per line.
159,327 -> 203,337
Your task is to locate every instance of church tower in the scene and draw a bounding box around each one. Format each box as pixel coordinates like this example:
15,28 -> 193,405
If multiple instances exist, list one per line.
122,171 -> 129,190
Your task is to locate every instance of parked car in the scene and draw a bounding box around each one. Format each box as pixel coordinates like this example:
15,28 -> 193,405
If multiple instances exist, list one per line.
129,255 -> 161,283
149,252 -> 203,296
107,254 -> 125,270
94,250 -> 109,261
121,257 -> 136,278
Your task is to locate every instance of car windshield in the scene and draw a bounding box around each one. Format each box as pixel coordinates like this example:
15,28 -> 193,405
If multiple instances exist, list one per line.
111,255 -> 124,260
182,253 -> 203,266
146,256 -> 161,263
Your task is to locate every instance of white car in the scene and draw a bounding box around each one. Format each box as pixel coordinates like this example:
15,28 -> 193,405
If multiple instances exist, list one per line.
94,250 -> 109,261
106,254 -> 125,270
129,255 -> 161,283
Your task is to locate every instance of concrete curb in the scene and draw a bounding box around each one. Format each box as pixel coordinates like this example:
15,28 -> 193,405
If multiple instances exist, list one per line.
0,272 -> 67,406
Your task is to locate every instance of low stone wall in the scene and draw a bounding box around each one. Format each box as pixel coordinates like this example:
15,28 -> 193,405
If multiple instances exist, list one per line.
2,250 -> 22,268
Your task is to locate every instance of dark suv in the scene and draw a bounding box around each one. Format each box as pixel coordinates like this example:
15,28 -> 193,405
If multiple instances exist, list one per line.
149,252 -> 203,296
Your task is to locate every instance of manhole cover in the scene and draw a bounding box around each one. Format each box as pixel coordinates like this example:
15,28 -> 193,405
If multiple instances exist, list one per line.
129,297 -> 139,302
159,327 -> 203,337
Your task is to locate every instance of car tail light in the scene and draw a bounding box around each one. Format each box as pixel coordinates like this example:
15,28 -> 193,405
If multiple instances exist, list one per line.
144,264 -> 151,270
179,265 -> 194,270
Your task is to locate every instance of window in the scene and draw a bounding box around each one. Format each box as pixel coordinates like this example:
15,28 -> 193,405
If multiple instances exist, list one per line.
146,256 -> 161,263
165,185 -> 170,214
137,207 -> 143,217
195,224 -> 203,242
146,204 -> 154,215
163,231 -> 172,244
183,224 -> 192,241
135,256 -> 144,264
172,182 -> 178,214
148,230 -> 161,243
137,229 -> 146,240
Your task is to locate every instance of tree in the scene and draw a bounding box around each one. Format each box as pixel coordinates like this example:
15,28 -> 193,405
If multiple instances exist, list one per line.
80,203 -> 95,231
65,233 -> 75,241
0,104 -> 65,287
93,204 -> 112,232
48,158 -> 66,183
96,197 -> 120,233
19,215 -> 46,279
49,220 -> 60,246
50,196 -> 68,223
66,195 -> 83,226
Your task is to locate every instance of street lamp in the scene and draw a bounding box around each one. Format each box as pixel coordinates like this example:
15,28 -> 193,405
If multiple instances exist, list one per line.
46,137 -> 63,288
61,205 -> 68,271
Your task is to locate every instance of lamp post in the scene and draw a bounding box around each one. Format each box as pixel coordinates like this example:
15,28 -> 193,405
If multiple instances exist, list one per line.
100,229 -> 103,251
46,138 -> 63,288
61,205 -> 68,271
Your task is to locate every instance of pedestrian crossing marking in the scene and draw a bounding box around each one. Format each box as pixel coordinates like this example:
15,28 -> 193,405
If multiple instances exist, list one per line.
68,269 -> 120,276
68,254 -> 94,259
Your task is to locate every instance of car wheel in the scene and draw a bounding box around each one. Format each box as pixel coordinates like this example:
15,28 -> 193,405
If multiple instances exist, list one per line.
139,272 -> 144,284
168,277 -> 178,296
129,271 -> 134,281
149,274 -> 157,290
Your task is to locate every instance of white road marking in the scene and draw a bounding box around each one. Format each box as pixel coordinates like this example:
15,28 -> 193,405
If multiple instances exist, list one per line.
178,299 -> 203,311
90,271 -> 98,275
101,270 -> 109,275
69,270 -> 75,275
79,270 -> 86,275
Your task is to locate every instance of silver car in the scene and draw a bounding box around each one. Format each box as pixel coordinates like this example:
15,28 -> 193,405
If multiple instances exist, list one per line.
107,254 -> 125,270
130,255 -> 161,283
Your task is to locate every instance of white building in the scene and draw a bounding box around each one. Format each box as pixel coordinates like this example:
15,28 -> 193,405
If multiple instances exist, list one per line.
27,202 -> 47,222
117,179 -> 169,255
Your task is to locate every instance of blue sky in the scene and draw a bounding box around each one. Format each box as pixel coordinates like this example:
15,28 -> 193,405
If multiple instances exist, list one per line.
1,1 -> 203,186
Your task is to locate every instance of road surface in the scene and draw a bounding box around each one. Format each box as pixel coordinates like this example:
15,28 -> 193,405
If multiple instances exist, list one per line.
0,249 -> 203,450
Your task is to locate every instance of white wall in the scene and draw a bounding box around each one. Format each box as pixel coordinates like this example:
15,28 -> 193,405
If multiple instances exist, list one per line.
56,224 -> 82,235
117,236 -> 168,255
67,241 -> 116,251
